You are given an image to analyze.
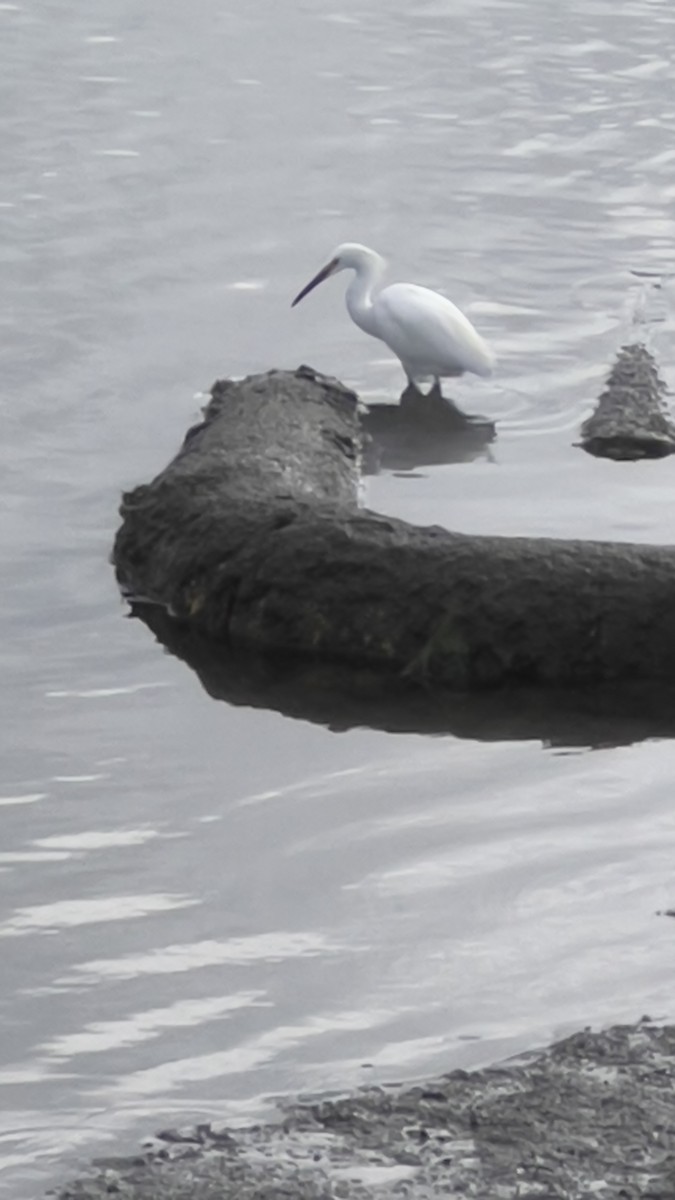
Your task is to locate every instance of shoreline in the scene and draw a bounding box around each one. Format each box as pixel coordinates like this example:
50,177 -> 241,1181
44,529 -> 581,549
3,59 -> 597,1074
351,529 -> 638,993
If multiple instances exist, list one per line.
54,1019 -> 675,1199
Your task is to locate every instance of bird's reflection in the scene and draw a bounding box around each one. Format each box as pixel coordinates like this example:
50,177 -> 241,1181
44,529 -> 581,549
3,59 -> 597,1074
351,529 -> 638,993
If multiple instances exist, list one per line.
361,384 -> 496,472
131,603 -> 675,750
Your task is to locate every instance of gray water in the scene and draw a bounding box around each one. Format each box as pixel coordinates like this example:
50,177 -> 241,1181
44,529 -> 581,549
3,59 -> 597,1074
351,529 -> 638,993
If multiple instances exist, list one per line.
2,0 -> 675,1195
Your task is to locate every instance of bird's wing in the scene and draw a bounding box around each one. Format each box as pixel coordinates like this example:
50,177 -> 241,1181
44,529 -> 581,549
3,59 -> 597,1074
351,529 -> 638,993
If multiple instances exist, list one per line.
374,283 -> 494,377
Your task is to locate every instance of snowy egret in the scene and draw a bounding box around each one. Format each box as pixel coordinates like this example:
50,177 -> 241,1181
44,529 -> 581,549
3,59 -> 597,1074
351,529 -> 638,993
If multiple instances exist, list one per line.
292,242 -> 494,393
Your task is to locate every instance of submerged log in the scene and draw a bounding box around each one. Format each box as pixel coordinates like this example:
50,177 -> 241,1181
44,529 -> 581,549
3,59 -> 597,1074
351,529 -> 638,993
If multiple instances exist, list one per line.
579,342 -> 675,460
361,383 -> 495,471
114,366 -> 675,690
133,603 -> 675,747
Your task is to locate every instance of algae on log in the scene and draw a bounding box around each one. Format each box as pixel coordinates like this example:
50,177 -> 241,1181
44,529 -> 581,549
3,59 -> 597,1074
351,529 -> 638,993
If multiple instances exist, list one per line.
113,366 -> 675,689
579,342 -> 675,460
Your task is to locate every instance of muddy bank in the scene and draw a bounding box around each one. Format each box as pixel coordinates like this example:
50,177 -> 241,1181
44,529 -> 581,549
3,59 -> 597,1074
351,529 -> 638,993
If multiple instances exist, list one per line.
53,1021 -> 675,1199
114,364 -> 675,690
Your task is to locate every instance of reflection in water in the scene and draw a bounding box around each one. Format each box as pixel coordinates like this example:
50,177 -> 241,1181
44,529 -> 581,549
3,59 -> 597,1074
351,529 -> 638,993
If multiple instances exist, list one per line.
134,603 -> 675,748
0,893 -> 198,939
55,932 -> 339,985
362,385 -> 496,470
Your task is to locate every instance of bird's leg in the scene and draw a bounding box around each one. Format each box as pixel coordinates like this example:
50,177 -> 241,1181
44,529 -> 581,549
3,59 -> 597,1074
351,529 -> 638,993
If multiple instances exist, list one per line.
401,375 -> 423,403
400,377 -> 425,412
432,376 -> 474,427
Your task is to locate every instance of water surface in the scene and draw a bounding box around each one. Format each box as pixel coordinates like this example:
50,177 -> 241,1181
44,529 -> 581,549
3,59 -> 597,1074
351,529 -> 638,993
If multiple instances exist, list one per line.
2,0 -> 675,1195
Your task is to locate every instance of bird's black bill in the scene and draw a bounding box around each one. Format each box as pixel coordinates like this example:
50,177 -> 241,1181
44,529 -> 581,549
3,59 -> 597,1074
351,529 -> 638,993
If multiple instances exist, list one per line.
291,259 -> 338,307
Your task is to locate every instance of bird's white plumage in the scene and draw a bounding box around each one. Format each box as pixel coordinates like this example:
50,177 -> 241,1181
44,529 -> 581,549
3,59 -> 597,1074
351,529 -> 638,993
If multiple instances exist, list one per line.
369,283 -> 494,382
292,242 -> 494,389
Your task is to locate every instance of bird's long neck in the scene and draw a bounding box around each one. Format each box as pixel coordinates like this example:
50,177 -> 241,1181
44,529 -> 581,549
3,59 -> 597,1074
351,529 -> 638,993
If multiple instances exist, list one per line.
345,253 -> 385,336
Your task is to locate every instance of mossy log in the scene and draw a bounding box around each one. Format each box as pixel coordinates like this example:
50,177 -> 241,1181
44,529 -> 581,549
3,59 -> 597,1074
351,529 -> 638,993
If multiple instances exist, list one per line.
579,342 -> 675,460
113,365 -> 675,690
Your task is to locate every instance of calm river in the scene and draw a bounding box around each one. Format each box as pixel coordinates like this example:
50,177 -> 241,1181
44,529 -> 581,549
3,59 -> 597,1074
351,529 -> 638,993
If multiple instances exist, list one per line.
2,0 -> 675,1195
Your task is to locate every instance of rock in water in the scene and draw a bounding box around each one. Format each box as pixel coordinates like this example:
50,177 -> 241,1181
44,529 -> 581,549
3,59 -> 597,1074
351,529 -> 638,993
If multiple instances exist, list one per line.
580,343 -> 675,460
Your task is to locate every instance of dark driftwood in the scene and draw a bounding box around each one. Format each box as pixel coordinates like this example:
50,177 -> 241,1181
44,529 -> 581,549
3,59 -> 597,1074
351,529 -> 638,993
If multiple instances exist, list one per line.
53,1022 -> 675,1200
114,365 -> 675,690
579,342 -> 675,459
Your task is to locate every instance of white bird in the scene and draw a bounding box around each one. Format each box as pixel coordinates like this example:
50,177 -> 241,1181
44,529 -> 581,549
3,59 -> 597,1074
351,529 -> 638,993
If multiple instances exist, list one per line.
291,242 -> 494,395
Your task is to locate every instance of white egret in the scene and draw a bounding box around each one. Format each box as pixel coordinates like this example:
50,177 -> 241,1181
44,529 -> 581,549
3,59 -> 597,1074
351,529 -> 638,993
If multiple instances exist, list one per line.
292,242 -> 494,394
